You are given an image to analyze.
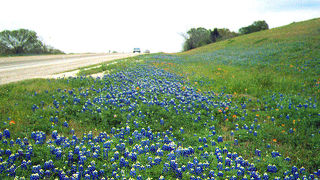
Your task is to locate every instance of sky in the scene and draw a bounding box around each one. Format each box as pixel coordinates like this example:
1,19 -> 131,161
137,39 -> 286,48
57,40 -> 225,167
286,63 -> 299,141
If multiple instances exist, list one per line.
1,0 -> 319,53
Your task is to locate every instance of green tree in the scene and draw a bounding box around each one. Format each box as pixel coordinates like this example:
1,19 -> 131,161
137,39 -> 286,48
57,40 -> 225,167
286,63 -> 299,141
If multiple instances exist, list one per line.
183,27 -> 211,51
0,29 -> 63,55
217,28 -> 238,41
210,28 -> 220,42
0,29 -> 42,54
0,41 -> 6,55
182,27 -> 239,51
239,20 -> 269,34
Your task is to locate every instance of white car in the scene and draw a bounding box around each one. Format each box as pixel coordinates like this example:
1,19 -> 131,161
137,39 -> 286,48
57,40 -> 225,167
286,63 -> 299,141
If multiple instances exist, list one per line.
133,48 -> 141,53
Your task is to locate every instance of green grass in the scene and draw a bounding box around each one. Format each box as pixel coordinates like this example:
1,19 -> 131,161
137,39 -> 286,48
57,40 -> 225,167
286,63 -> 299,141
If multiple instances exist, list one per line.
144,18 -> 320,100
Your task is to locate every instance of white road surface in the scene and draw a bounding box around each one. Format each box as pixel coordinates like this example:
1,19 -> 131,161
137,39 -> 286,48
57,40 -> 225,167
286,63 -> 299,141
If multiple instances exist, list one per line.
0,53 -> 138,85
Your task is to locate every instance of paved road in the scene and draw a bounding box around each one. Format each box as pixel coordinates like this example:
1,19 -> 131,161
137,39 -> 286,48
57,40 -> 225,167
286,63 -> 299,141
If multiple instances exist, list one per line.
0,53 -> 138,85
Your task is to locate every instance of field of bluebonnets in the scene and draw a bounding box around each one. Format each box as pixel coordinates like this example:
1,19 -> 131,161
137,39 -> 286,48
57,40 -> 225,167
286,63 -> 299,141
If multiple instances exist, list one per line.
0,18 -> 319,179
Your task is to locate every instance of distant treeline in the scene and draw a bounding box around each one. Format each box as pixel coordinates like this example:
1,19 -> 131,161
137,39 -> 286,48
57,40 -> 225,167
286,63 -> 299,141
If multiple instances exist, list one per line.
0,29 -> 63,56
183,20 -> 269,51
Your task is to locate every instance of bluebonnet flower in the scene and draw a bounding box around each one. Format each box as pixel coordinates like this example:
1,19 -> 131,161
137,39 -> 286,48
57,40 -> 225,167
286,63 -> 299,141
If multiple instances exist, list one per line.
30,173 -> 40,180
267,164 -> 277,173
63,121 -> 69,127
266,144 -> 271,148
234,139 -> 238,145
154,156 -> 161,165
217,162 -> 223,170
255,149 -> 261,157
263,172 -> 269,180
135,175 -> 142,180
84,174 -> 90,180
52,130 -> 58,140
130,168 -> 136,177
9,139 -> 14,146
45,170 -> 51,177
129,152 -> 137,162
180,127 -> 184,134
160,119 -> 164,125
5,149 -> 11,155
286,114 -> 290,120
212,130 -> 216,135
92,170 -> 98,179
114,151 -> 119,160
292,166 -> 298,174
119,156 -> 128,167
203,137 -> 207,143
271,151 -> 281,158
170,160 -> 178,170
3,129 -> 10,138
222,147 -> 228,154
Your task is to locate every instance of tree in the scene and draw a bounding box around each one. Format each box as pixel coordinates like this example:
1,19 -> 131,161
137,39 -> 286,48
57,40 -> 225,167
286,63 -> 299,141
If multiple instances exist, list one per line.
0,41 -> 6,54
183,27 -> 211,51
210,28 -> 220,42
0,29 -> 43,54
0,29 -> 63,55
217,28 -> 237,41
181,27 -> 239,51
239,20 -> 269,34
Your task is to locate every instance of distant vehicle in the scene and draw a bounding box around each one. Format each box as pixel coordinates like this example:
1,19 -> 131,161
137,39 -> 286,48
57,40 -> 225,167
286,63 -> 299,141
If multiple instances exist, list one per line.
133,48 -> 141,53
144,49 -> 150,53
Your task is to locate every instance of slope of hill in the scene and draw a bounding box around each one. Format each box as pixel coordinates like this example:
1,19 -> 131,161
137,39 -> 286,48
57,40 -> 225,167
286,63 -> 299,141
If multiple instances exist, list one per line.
140,18 -> 320,171
146,18 -> 320,99
181,18 -> 320,56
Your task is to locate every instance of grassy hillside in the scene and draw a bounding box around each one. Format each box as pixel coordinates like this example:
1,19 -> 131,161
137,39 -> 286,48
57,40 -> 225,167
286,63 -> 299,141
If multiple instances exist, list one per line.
181,18 -> 320,55
146,18 -> 320,99
0,18 -> 319,179
140,17 -> 320,171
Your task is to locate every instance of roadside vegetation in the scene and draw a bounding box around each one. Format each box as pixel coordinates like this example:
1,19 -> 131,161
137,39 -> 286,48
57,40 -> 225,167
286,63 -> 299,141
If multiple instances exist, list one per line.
75,57 -> 139,77
0,29 -> 63,56
182,20 -> 269,51
0,18 -> 319,179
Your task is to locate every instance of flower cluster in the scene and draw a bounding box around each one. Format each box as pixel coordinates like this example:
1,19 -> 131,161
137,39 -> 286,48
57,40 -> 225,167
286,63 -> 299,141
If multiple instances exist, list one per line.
0,65 -> 319,179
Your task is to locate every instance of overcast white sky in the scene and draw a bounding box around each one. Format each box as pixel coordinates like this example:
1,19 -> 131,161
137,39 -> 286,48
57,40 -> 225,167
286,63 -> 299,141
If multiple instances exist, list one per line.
1,0 -> 319,53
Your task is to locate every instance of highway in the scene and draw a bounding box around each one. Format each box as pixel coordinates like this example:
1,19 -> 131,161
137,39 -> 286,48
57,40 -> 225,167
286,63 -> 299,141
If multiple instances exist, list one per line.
0,53 -> 138,85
